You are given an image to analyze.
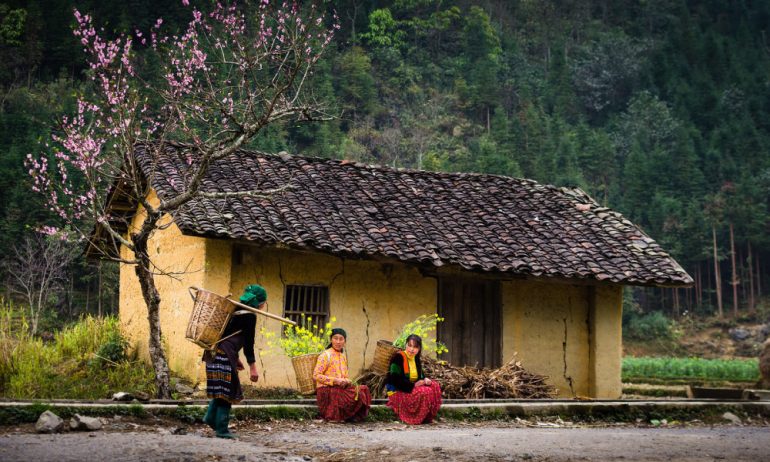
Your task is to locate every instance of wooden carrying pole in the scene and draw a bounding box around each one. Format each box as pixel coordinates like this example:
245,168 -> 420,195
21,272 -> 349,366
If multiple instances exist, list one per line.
227,297 -> 297,326
187,286 -> 297,326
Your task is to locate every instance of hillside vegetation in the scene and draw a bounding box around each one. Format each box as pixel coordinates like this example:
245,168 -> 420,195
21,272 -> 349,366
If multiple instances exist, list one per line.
1,1 -> 769,320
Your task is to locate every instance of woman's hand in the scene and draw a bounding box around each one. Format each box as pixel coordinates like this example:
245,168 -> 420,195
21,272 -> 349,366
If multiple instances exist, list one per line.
236,359 -> 245,371
424,378 -> 432,386
414,379 -> 425,388
334,377 -> 351,387
249,363 -> 259,383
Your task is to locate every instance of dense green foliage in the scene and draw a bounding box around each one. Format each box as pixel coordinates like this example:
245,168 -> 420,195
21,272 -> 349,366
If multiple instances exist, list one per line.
623,311 -> 677,341
0,303 -> 155,398
1,0 -> 769,318
622,356 -> 760,382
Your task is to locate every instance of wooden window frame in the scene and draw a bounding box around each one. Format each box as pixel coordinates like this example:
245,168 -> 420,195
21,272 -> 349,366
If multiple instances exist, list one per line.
283,284 -> 330,329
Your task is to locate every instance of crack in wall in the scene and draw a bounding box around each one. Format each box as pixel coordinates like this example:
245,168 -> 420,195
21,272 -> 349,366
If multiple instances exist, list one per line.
562,316 -> 575,397
329,258 -> 345,288
361,303 -> 370,374
277,257 -> 285,289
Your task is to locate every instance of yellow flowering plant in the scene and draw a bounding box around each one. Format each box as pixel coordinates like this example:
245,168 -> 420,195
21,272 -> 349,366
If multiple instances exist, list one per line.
260,315 -> 336,358
392,314 -> 448,355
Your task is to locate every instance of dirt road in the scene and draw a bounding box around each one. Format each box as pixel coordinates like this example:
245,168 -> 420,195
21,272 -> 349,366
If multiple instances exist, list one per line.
1,419 -> 768,461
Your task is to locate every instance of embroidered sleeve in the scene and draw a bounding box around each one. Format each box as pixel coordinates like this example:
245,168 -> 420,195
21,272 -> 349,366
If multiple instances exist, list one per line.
313,351 -> 335,386
385,353 -> 415,393
339,351 -> 349,379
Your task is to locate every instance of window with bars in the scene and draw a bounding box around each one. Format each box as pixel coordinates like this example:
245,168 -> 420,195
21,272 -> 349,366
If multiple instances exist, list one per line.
283,285 -> 329,328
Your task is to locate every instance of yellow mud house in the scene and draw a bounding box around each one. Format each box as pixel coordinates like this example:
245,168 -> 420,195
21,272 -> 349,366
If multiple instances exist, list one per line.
113,145 -> 692,398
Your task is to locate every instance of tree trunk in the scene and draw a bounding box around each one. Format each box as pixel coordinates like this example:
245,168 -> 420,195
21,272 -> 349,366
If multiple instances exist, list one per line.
132,212 -> 172,399
673,288 -> 680,318
713,225 -> 723,317
660,287 -> 666,313
68,273 -> 74,317
85,277 -> 90,314
706,259 -> 712,312
757,252 -> 762,298
98,261 -> 103,318
729,222 -> 738,317
695,264 -> 702,310
748,242 -> 755,312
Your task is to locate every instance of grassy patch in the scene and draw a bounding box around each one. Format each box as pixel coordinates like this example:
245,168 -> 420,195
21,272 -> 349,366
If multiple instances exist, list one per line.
242,386 -> 303,400
233,406 -> 318,421
622,384 -> 689,397
0,307 -> 155,400
561,404 -> 758,424
622,357 -> 760,383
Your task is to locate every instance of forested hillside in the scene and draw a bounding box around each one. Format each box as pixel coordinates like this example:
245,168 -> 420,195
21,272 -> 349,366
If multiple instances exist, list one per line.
1,0 -> 769,321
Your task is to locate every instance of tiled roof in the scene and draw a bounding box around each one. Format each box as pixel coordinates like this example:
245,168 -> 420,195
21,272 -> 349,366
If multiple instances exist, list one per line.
134,144 -> 693,286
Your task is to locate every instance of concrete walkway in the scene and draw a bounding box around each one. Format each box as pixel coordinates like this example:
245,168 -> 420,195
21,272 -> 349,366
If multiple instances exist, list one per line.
2,398 -> 769,421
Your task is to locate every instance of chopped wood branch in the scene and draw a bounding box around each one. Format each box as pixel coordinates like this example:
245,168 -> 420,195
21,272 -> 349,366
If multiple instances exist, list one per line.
357,355 -> 557,399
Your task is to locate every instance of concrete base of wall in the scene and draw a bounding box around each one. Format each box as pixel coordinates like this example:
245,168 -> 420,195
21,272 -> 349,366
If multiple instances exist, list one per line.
2,399 -> 769,425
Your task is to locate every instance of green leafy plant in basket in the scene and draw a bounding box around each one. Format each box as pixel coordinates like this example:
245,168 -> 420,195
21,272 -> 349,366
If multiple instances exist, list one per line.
260,316 -> 337,358
392,314 -> 448,355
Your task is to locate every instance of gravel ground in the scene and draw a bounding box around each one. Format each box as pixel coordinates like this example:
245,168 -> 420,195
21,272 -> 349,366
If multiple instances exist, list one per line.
1,418 -> 769,461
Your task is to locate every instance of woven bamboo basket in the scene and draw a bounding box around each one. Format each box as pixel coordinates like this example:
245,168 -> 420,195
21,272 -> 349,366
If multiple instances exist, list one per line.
185,287 -> 236,350
292,352 -> 321,395
371,340 -> 401,375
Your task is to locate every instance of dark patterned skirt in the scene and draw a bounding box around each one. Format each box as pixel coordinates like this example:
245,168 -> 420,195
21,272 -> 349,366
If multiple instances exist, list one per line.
316,385 -> 371,422
205,350 -> 243,404
386,381 -> 442,424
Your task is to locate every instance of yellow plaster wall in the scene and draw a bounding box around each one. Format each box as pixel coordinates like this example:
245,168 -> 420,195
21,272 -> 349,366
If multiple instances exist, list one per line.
119,201 -> 624,396
501,280 -> 590,398
588,284 -> 624,398
119,190 -> 228,384
229,246 -> 438,388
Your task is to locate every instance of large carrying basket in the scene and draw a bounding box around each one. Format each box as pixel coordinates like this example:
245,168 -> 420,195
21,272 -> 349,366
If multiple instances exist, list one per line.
186,286 -> 297,351
371,340 -> 401,375
292,352 -> 321,395
185,287 -> 236,350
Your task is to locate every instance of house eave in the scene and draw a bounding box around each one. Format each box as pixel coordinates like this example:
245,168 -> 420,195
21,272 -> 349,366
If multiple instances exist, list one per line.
188,229 -> 693,289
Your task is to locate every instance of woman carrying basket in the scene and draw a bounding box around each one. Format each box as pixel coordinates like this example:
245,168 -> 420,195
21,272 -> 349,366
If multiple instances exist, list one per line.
313,328 -> 372,422
385,334 -> 442,424
202,284 -> 265,438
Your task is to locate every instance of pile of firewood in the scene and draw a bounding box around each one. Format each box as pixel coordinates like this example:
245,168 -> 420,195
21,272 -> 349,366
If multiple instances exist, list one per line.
357,356 -> 557,399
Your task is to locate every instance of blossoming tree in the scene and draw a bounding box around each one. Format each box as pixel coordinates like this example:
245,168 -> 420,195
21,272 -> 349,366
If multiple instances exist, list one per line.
27,0 -> 338,398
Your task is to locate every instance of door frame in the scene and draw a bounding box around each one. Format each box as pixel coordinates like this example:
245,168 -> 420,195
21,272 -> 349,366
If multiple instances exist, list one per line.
437,276 -> 502,368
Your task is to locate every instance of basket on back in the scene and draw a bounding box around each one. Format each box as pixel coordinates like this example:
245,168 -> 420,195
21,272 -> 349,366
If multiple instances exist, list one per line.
186,287 -> 236,350
371,340 -> 401,375
292,352 -> 321,395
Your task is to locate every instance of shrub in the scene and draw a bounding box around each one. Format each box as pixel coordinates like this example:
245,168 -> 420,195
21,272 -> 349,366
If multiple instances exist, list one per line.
0,299 -> 28,393
3,315 -> 155,399
94,330 -> 129,364
624,311 -> 675,341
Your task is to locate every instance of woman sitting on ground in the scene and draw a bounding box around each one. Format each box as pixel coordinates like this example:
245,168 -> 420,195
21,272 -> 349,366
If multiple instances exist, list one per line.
313,328 -> 372,422
385,334 -> 442,424
202,284 -> 265,438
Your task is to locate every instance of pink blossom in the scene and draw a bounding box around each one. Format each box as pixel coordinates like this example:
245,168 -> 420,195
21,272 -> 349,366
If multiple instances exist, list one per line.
29,1 -> 339,236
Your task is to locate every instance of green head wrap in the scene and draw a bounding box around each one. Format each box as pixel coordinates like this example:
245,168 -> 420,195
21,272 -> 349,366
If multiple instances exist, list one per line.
239,284 -> 267,308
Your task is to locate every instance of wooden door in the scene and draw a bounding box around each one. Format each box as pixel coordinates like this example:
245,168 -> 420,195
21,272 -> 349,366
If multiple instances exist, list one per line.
438,277 -> 501,368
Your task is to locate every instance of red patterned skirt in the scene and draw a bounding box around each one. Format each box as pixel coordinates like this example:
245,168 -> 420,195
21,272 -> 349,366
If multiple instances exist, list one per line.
316,385 -> 372,422
387,381 -> 442,425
